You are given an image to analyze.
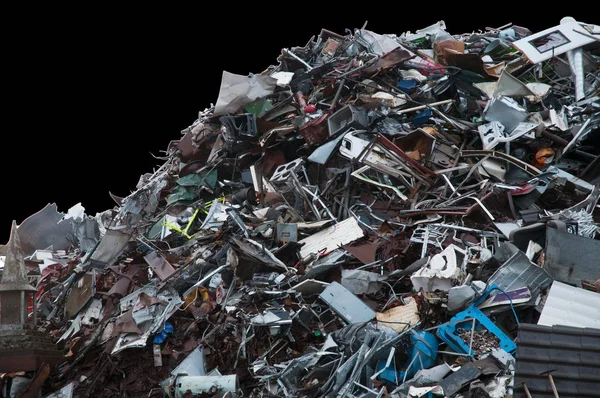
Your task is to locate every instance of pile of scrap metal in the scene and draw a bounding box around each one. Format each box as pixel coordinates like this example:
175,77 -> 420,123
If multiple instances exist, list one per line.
1,16 -> 599,398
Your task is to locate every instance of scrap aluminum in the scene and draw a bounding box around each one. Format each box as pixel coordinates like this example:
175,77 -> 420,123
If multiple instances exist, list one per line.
1,17 -> 599,398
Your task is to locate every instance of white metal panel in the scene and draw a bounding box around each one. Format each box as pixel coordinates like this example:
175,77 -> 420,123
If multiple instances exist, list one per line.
298,217 -> 363,259
538,281 -> 600,328
513,20 -> 597,64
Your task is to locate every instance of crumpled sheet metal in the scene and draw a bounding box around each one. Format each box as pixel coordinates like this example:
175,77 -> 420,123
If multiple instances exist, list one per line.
90,229 -> 131,266
15,203 -> 74,255
214,71 -> 277,116
341,268 -> 386,294
111,287 -> 182,355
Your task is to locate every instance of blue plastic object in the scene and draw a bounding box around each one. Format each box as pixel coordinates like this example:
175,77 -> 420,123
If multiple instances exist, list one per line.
411,109 -> 432,126
377,330 -> 439,383
436,304 -> 516,355
397,80 -> 417,94
153,321 -> 174,344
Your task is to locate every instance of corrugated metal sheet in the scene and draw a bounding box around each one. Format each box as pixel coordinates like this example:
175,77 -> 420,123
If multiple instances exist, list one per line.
514,323 -> 600,398
486,250 -> 553,304
538,281 -> 600,328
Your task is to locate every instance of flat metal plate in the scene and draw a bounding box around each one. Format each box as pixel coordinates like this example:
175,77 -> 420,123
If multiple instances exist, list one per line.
319,282 -> 375,324
545,226 -> 600,287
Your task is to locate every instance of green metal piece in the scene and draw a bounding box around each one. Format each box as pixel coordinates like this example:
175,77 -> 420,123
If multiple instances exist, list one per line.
167,186 -> 195,205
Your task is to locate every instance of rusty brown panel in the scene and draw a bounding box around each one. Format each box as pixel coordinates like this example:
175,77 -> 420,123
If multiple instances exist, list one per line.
144,251 -> 175,281
16,362 -> 50,398
0,350 -> 62,373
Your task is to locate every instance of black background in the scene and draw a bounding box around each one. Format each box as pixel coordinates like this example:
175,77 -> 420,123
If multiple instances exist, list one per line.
2,7 -> 591,242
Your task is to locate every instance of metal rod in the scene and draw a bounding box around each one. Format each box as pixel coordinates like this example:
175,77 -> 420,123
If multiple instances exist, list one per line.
547,373 -> 560,398
428,223 -> 500,237
283,48 -> 313,71
522,382 -> 533,398
421,227 -> 429,258
573,29 -> 600,42
470,196 -> 495,221
563,117 -> 592,155
370,347 -> 396,380
402,352 -> 420,383
468,318 -> 476,357
291,174 -> 321,220
331,59 -> 355,110
424,317 -> 476,331
541,130 -> 597,161
393,99 -> 453,115
441,174 -> 459,195
301,185 -> 336,221
334,60 -> 375,80
437,350 -> 471,357
434,164 -> 470,174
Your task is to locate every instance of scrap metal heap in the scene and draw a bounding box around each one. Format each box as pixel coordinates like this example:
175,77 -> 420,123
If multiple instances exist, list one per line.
1,17 -> 599,398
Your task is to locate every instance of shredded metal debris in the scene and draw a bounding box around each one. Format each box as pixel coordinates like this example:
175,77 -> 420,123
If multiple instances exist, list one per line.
1,16 -> 599,398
